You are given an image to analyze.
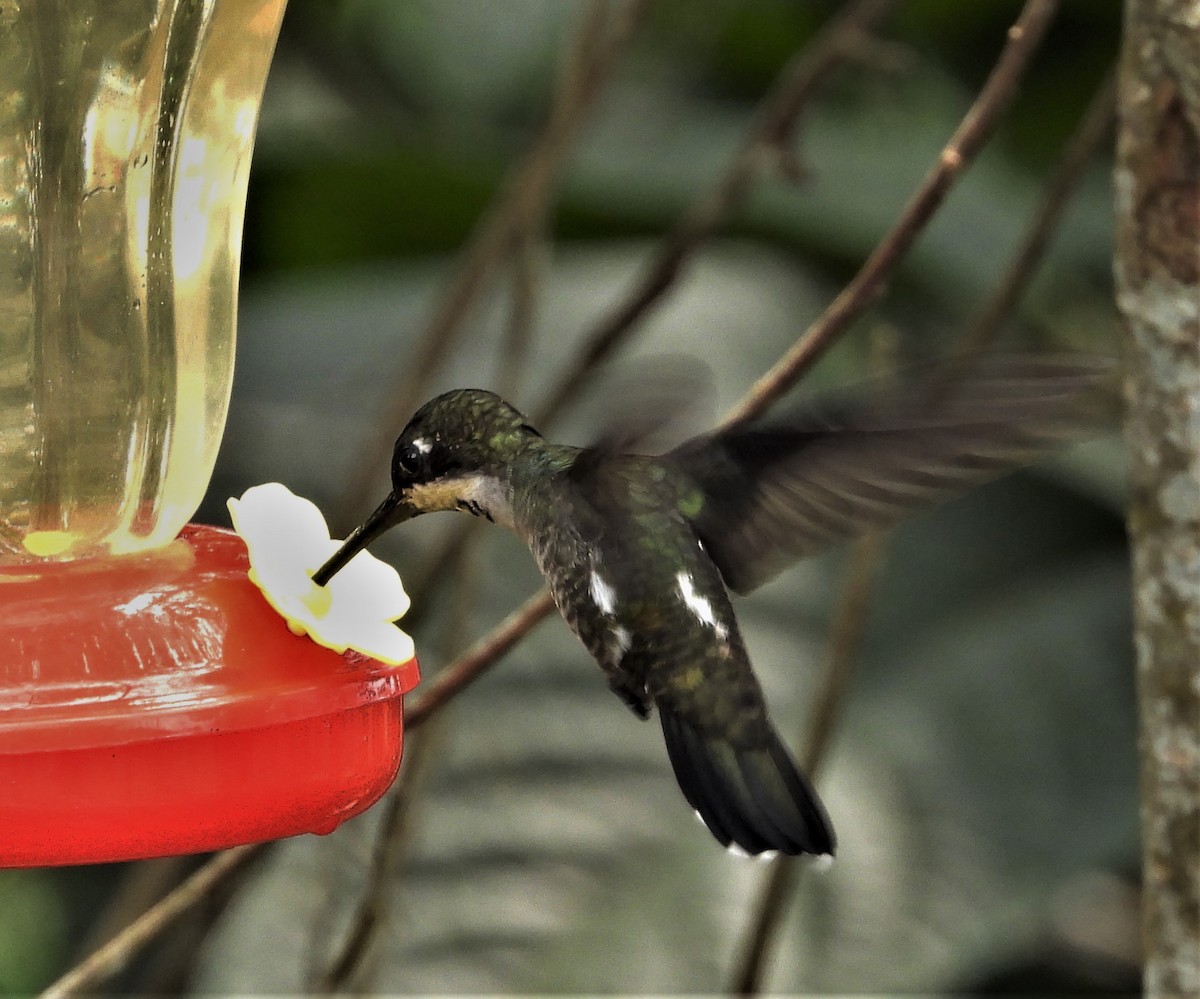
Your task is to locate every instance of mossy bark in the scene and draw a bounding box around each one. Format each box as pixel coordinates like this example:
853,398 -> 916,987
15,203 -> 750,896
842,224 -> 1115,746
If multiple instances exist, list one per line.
1114,2 -> 1200,995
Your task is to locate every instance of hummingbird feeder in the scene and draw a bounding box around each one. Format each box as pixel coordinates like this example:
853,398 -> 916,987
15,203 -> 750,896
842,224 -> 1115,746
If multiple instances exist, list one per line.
0,0 -> 418,867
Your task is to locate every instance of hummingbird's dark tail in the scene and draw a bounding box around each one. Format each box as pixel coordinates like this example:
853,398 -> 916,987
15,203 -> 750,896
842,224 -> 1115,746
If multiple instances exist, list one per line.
659,708 -> 835,857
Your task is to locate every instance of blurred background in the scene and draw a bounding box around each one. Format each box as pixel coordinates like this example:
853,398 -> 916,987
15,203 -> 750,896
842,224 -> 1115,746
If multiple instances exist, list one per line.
5,0 -> 1137,993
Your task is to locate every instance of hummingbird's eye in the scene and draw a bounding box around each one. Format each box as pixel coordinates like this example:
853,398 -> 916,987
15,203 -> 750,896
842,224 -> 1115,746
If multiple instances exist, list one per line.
393,440 -> 425,479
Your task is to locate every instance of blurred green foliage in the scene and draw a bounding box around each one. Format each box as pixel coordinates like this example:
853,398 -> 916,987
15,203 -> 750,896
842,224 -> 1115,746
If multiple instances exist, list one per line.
0,871 -> 64,993
241,0 -> 1119,275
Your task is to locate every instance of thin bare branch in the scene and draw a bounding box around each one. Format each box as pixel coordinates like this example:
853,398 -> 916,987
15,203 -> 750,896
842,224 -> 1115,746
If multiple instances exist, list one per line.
726,13 -> 1075,971
956,66 -> 1115,361
334,0 -> 649,530
38,844 -> 265,999
404,522 -> 484,616
534,0 -> 901,427
353,0 -> 903,627
730,325 -> 897,996
72,857 -> 191,966
314,717 -> 445,992
498,222 -> 548,397
728,530 -> 887,996
731,42 -> 1100,991
46,592 -> 550,999
406,588 -> 557,730
802,537 -> 887,774
318,540 -> 487,991
722,0 -> 1061,429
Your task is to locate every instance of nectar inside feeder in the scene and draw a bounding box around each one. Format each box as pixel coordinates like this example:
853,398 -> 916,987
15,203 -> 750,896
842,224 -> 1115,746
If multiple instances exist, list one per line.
0,1 -> 417,867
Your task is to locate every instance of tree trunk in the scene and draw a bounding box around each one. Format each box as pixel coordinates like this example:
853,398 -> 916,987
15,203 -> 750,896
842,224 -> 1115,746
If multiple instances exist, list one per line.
1114,2 -> 1200,996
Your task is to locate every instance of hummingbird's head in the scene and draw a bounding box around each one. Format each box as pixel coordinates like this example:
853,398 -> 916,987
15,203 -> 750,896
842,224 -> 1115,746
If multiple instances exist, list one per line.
313,390 -> 538,586
388,389 -> 541,520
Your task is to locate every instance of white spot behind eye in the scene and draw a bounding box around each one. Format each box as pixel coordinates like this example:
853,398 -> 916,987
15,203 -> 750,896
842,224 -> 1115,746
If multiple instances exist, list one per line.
675,570 -> 728,638
412,437 -> 433,455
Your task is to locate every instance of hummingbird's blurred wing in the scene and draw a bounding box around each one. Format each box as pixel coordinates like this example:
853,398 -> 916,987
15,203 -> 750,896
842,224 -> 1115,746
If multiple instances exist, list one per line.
668,356 -> 1114,595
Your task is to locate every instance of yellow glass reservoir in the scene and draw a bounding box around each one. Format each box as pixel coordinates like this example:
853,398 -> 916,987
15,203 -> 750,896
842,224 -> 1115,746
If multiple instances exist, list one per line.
0,0 -> 287,561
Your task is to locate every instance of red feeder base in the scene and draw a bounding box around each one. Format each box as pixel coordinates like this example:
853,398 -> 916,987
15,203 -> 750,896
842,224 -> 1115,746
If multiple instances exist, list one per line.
0,524 -> 419,867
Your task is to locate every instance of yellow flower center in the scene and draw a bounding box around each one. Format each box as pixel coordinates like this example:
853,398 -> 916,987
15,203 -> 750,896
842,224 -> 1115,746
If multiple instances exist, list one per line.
300,576 -> 334,620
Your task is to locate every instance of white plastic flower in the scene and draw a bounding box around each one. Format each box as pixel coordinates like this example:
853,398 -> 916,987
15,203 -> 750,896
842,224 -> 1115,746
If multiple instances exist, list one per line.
227,483 -> 414,666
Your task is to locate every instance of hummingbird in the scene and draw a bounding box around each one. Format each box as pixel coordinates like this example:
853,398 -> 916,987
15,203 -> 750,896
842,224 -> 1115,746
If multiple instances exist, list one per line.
313,357 -> 1106,857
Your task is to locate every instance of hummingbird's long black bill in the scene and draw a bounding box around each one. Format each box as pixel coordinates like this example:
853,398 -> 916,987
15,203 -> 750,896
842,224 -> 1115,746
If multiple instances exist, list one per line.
312,492 -> 411,587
